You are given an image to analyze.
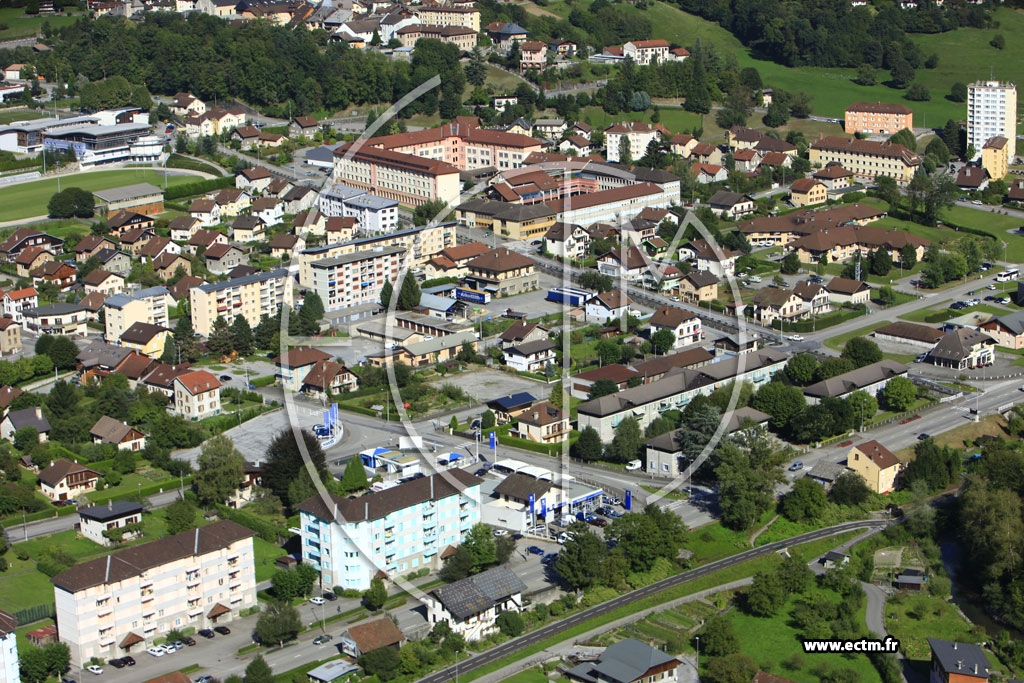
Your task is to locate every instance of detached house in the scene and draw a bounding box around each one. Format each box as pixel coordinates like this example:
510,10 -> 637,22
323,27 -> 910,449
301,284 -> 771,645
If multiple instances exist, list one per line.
425,565 -> 526,641
236,166 -> 273,194
597,246 -> 649,281
300,360 -> 358,399
927,328 -> 995,370
793,281 -> 832,317
82,269 -> 126,297
78,500 -> 144,547
845,440 -> 901,494
649,306 -> 702,348
0,318 -> 21,355
585,290 -> 632,323
189,198 -> 221,227
73,235 -> 117,263
790,178 -> 828,207
273,346 -> 332,392
515,401 -> 569,444
36,457 -> 97,501
2,287 -> 37,323
31,261 -> 76,291
169,216 -> 201,242
502,339 -> 556,374
707,190 -> 755,218
90,415 -> 146,451
678,271 -> 719,304
252,197 -> 284,225
498,321 -> 548,349
747,288 -> 803,325
172,370 -> 222,420
204,244 -> 246,275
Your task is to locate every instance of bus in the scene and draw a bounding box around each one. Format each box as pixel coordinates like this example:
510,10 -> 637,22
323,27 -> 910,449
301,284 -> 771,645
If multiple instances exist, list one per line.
996,268 -> 1019,282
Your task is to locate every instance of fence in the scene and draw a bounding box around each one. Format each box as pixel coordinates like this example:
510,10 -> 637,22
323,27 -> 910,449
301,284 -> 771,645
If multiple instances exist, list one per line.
0,170 -> 40,185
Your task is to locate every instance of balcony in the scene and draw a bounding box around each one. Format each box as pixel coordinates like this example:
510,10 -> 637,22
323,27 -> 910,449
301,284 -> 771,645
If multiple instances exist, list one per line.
422,519 -> 436,531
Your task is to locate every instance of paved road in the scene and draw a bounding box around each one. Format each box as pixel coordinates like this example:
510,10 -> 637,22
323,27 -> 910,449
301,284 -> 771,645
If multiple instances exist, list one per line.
419,519 -> 887,683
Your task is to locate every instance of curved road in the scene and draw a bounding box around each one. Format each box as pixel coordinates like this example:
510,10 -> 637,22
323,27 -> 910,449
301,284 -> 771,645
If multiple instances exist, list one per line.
419,519 -> 887,683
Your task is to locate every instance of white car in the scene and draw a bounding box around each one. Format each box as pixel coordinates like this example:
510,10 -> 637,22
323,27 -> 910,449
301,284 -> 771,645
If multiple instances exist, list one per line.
788,334 -> 805,342
87,665 -> 104,675
492,528 -> 508,537
988,284 -> 998,290
309,596 -> 325,605
147,646 -> 166,657
972,200 -> 983,205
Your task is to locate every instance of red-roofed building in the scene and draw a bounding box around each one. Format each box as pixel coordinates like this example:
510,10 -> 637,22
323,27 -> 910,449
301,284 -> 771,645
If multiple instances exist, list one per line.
623,38 -> 669,64
172,370 -> 222,419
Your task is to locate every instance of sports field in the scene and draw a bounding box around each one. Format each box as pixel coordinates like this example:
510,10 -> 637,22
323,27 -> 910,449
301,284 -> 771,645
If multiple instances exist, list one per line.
0,169 -> 196,222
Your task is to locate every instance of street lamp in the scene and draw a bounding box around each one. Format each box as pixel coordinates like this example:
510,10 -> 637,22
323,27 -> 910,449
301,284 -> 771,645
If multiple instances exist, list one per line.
696,635 -> 700,680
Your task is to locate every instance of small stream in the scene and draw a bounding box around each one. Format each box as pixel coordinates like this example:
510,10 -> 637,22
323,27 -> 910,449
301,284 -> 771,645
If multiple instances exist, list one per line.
940,539 -> 1024,641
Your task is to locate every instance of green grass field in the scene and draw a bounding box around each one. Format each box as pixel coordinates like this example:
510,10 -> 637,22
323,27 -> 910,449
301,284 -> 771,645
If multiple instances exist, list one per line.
0,169 -> 196,222
254,537 -> 288,583
0,109 -> 45,125
0,7 -> 81,39
885,591 -> 987,660
504,671 -> 550,683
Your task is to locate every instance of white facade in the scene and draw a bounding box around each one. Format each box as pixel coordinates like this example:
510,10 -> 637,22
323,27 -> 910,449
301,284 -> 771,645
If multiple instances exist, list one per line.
2,289 -> 37,324
299,474 -> 481,591
310,246 -> 403,312
968,81 -> 1017,161
344,194 -> 400,235
53,523 -> 256,667
0,624 -> 17,683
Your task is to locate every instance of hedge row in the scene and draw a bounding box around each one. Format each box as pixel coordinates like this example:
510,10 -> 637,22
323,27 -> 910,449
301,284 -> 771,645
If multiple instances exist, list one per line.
13,603 -> 54,626
770,307 -> 866,333
164,176 -> 235,200
249,375 -> 276,388
215,504 -> 282,542
88,476 -> 193,506
1,503 -> 77,526
166,154 -> 224,177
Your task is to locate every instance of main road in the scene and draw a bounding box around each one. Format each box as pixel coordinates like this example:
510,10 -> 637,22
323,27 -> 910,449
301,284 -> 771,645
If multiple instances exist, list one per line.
419,519 -> 887,683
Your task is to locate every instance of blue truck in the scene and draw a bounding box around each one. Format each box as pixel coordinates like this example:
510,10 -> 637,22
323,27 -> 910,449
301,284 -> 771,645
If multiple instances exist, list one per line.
545,287 -> 592,307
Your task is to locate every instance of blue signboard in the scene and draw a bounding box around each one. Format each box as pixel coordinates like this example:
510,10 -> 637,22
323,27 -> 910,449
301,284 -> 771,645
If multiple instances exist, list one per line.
330,403 -> 338,423
323,411 -> 330,430
455,287 -> 490,304
489,430 -> 496,450
529,494 -> 535,517
625,489 -> 632,511
540,498 -> 546,519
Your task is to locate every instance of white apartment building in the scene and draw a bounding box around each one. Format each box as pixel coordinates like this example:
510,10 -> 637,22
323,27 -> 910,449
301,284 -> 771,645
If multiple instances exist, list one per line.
319,183 -> 369,217
1,286 -> 37,324
343,193 -> 400,235
297,223 -> 456,289
189,269 -> 291,337
0,610 -> 18,683
172,370 -> 222,419
298,470 -> 482,591
103,286 -> 172,344
310,246 -> 403,312
968,80 -> 1017,161
332,143 -> 461,209
52,521 -> 256,667
604,121 -> 661,163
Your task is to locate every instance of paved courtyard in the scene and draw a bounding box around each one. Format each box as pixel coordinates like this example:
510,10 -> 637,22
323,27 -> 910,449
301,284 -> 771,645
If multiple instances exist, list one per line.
430,367 -> 552,403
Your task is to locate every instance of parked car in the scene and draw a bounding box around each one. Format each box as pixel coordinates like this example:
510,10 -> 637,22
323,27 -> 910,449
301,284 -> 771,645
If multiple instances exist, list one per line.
87,665 -> 103,675
180,636 -> 195,646
147,646 -> 166,657
605,509 -> 623,518
788,461 -> 804,471
195,676 -> 216,683
214,626 -> 231,635
219,375 -> 231,382
309,596 -> 325,605
527,545 -> 544,555
474,468 -> 488,476
170,640 -> 184,650
109,658 -> 126,668
322,592 -> 337,601
588,517 -> 608,527
541,552 -> 558,564
198,629 -> 215,639
492,528 -> 508,537
122,656 -> 135,666
313,634 -> 333,645
788,334 -> 804,342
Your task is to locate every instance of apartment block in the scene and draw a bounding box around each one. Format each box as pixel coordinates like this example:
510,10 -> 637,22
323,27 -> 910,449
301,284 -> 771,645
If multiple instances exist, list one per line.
415,4 -> 480,31
298,470 -> 482,591
189,269 -> 291,337
311,246 -> 403,312
332,143 -> 461,208
0,610 -> 17,683
808,136 -> 921,184
103,286 -> 172,344
298,223 -> 455,289
843,102 -> 913,135
52,521 -> 256,667
604,121 -> 662,163
967,80 -> 1017,161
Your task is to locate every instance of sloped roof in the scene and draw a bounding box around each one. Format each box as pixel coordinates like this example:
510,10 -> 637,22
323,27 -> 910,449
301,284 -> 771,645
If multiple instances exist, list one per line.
344,617 -> 405,653
429,565 -> 527,621
850,440 -> 901,471
804,359 -> 908,398
38,457 -> 95,487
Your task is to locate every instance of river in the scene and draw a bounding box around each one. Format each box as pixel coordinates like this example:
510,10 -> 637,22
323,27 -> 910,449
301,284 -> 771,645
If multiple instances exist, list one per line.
940,539 -> 1024,641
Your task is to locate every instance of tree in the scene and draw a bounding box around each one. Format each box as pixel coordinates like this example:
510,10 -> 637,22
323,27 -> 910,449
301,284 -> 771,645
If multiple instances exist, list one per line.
362,576 -> 388,611
705,654 -> 758,683
785,353 -> 819,385
361,646 -> 402,681
841,337 -> 883,368
618,135 -> 632,165
906,83 -> 930,102
875,176 -> 900,214
606,505 -> 687,571
379,279 -> 393,308
781,477 -> 827,523
41,642 -> 70,679
752,382 -> 806,431
166,498 -> 198,535
715,88 -> 753,129
855,64 -> 876,86
588,378 -> 619,401
763,101 -> 789,127
339,456 -> 368,493
47,187 -> 94,218
495,533 -> 516,564
745,570 -> 786,616
462,523 -> 496,570
991,33 -> 1005,49
650,328 -> 675,355
925,137 -> 950,166
578,271 -> 613,293
889,58 -> 915,89
194,434 -> 245,506
879,376 -> 916,412
207,315 -> 233,356
496,610 -> 525,637
699,615 -> 739,657
244,654 -> 275,683
595,339 -> 621,366
255,602 -> 301,648
829,471 -> 872,506
46,335 -> 78,370
231,315 -> 255,356
556,522 -> 606,590
907,172 -> 956,226
262,429 -> 327,508
716,433 -> 783,530
814,357 -> 855,381
889,128 -> 917,152
480,410 -> 495,430
465,47 -> 487,86
610,416 -> 642,463
12,426 -> 37,452
780,251 -> 800,274
572,426 -> 603,462
440,545 -> 473,582
869,248 -> 892,277
941,119 -> 962,157
397,275 -> 421,310
172,315 -> 198,363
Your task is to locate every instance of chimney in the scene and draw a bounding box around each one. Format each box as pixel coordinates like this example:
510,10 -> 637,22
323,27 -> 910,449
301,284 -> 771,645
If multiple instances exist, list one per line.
104,555 -> 111,583
365,501 -> 369,520
108,499 -> 113,511
35,407 -> 41,419
957,661 -> 963,671
974,665 -> 978,675
194,528 -> 199,555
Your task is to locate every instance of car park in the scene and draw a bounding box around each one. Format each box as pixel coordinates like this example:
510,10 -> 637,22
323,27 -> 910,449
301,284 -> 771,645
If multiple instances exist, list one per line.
527,545 -> 544,555
214,626 -> 231,635
310,596 -> 325,605
789,461 -> 804,471
87,665 -> 104,675
147,646 -> 166,657
198,629 -> 215,639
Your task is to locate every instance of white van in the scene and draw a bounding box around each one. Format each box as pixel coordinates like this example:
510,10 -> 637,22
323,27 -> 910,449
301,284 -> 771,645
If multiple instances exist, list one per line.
626,460 -> 642,471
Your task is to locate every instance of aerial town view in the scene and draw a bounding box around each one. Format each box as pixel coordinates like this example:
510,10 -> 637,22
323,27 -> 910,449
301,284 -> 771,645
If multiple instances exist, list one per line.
0,0 -> 1022,682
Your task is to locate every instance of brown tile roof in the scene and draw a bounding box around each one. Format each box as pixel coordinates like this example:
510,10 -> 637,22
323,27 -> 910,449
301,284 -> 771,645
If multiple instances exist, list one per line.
792,281 -> 825,301
845,101 -> 913,115
851,440 -> 901,470
790,177 -> 823,193
142,362 -> 192,388
649,305 -> 697,328
113,352 -> 155,379
74,234 -> 114,253
466,247 -> 535,274
590,289 -> 631,309
174,370 -> 221,395
168,275 -> 205,301
240,166 -> 272,181
38,458 -> 99,488
268,234 -> 299,249
293,115 -> 319,128
825,277 -> 870,295
517,400 -> 565,426
119,227 -> 154,244
90,415 -> 137,444
751,287 -> 798,307
0,609 -> 18,636
302,360 -> 351,390
442,241 -> 490,263
814,165 -> 854,179
334,143 -> 461,176
15,246 -> 50,266
344,617 -> 406,653
204,243 -> 238,260
984,135 -> 1008,150
81,269 -> 118,286
298,470 -> 481,523
168,215 -> 199,231
153,252 -> 188,272
683,271 -> 719,288
121,321 -> 170,345
632,347 -> 714,379
811,136 -> 920,165
737,203 -> 886,236
144,672 -> 192,683
874,321 -> 943,344
493,472 -> 551,500
189,198 -> 216,213
139,236 -> 174,258
0,385 -> 22,409
788,224 -> 929,254
573,364 -> 639,383
31,260 -> 73,278
500,320 -> 543,343
52,520 -> 255,593
274,345 -> 332,368
545,183 -> 662,213
956,166 -> 989,189
601,245 -> 648,270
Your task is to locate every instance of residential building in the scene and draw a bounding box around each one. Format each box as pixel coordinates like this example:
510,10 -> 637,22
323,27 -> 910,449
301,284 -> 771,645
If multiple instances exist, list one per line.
808,136 -> 921,183
485,392 -> 537,424
498,320 -> 548,348
485,22 -> 527,51
212,188 -> 252,218
236,166 -> 273,194
273,346 -> 332,392
0,227 -> 63,261
31,260 -> 76,292
172,370 -> 222,420
118,227 -> 155,254
367,331 -> 478,368
289,115 -> 320,138
649,306 -> 702,347
454,200 -> 557,242
503,339 -> 556,373
78,500 -> 143,546
90,415 -> 146,451
103,287 -> 171,344
189,269 -> 291,337
668,133 -> 698,157
565,638 -> 681,683
845,440 -> 902,494
189,198 -> 220,227
677,271 -> 719,304
36,457 -> 97,501
803,359 -> 908,403
570,364 -> 639,400
81,269 -> 125,297
310,246 -> 403,312
73,235 -> 117,262
543,222 -> 589,260
298,470 -> 483,590
120,322 -> 171,357
204,244 -> 245,275
747,288 -> 804,325
515,401 -> 569,444
300,360 -> 358,399
604,121 -> 661,163
956,165 -> 990,191
687,239 -> 739,278
622,39 -> 670,65
633,347 -> 714,383
22,303 -> 88,336
873,321 -> 945,348
927,328 -> 995,370
52,520 -> 256,667
843,101 -> 914,135
787,224 -> 929,265
15,246 -> 54,278
463,248 -> 538,297
737,204 -> 885,246
93,248 -> 132,276
170,92 -> 205,117
106,210 -> 154,236
332,143 -> 461,208
363,116 -> 544,172
644,407 -> 770,477
545,183 -> 672,227
927,638 -> 990,683
268,234 -> 305,260
252,197 -> 284,225
708,190 -> 755,217
967,80 -> 1017,161
813,165 -> 855,190
396,24 -> 476,50
597,245 -> 649,281
415,4 -> 480,31
229,215 -> 265,244
2,287 -> 37,324
520,40 -> 547,71
169,216 -> 201,242
825,277 -> 872,305
576,349 -> 787,441
0,609 -> 18,683
982,136 -> 1009,180
0,318 -> 20,355
340,618 -> 406,658
342,193 -> 400,235
585,289 -> 631,323
790,178 -> 828,207
425,565 -> 525,640
793,281 -> 832,317
980,310 -> 1024,349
